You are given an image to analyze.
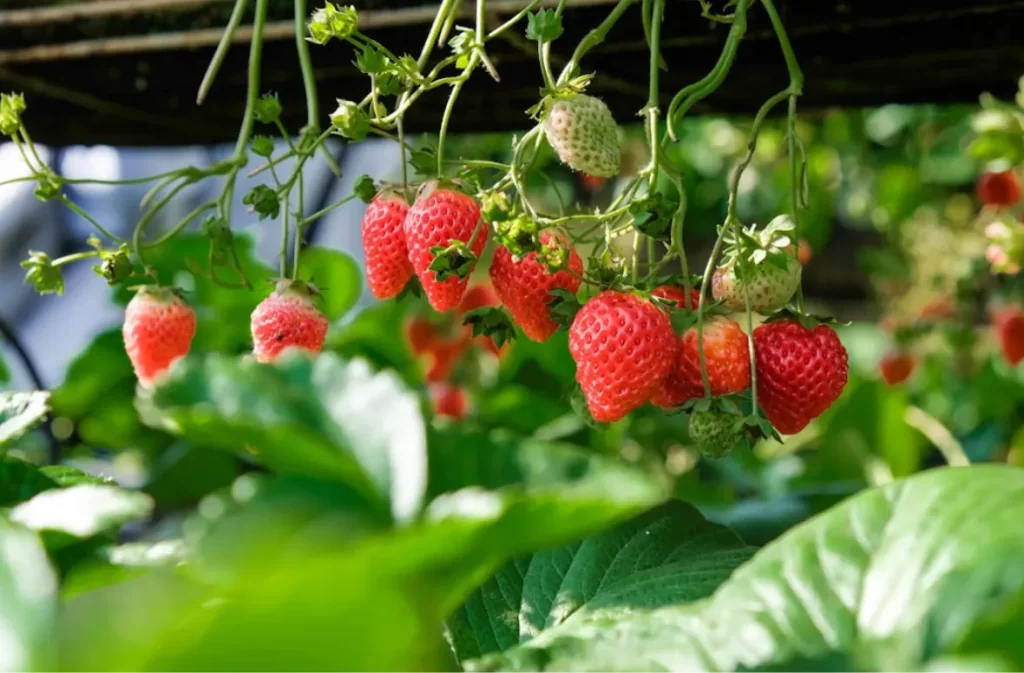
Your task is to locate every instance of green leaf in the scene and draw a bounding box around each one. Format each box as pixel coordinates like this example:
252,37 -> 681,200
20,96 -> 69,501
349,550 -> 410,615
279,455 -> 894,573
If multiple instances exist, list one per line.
0,455 -> 58,506
140,353 -> 427,522
39,465 -> 114,488
296,246 -> 362,322
449,501 -> 754,663
10,484 -> 153,540
0,391 -> 50,449
0,353 -> 9,384
525,8 -> 564,43
0,518 -> 57,671
472,466 -> 1024,671
143,442 -> 237,506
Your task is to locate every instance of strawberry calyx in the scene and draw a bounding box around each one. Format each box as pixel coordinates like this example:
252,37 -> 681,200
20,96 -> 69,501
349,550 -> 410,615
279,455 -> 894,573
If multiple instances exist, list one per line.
759,307 -> 850,330
269,278 -> 322,304
719,214 -> 798,276
130,283 -> 187,304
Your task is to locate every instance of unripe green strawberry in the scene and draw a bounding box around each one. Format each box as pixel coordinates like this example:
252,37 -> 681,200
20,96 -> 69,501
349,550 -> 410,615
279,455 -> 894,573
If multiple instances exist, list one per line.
712,255 -> 801,313
689,409 -> 742,459
543,94 -> 621,178
251,280 -> 329,363
123,286 -> 196,388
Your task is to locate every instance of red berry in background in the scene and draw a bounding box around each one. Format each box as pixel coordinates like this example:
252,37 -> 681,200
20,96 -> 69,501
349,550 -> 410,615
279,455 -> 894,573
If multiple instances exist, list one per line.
425,339 -> 468,382
250,280 -> 329,363
879,350 -> 915,386
405,317 -> 438,355
430,382 -> 468,420
753,320 -> 849,435
977,169 -> 1022,207
490,232 -> 583,342
993,307 -> 1024,366
652,284 -> 701,311
568,291 -> 676,423
123,286 -> 196,388
404,181 -> 486,311
786,239 -> 813,265
919,298 -> 957,322
361,190 -> 412,299
652,316 -> 751,408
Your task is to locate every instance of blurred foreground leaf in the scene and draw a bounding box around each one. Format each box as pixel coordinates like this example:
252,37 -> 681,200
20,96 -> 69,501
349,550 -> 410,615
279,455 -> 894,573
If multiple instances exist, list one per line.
0,519 -> 57,672
140,353 -> 427,522
0,391 -> 50,450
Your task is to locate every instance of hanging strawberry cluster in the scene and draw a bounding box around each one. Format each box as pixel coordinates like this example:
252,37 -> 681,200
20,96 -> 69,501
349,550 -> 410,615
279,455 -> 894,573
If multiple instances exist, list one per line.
3,0 -> 852,459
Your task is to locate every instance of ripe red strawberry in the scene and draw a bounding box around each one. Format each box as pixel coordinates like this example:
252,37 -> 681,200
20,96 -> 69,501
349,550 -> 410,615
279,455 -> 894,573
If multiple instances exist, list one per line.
361,190 -> 412,299
652,284 -> 701,311
430,382 -> 468,420
251,280 -> 329,363
123,286 -> 196,388
652,316 -> 750,408
569,291 -> 676,423
753,320 -> 849,435
993,307 -> 1024,366
404,181 -> 486,311
977,170 -> 1022,207
490,232 -> 583,342
879,349 -> 915,386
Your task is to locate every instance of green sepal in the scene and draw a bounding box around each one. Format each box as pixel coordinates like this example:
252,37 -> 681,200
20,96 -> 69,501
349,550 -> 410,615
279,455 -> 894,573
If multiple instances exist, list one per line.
461,307 -> 517,350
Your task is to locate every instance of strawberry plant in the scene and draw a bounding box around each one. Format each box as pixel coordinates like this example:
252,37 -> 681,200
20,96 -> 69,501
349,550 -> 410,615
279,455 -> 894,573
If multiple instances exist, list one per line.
1,1 -> 1024,671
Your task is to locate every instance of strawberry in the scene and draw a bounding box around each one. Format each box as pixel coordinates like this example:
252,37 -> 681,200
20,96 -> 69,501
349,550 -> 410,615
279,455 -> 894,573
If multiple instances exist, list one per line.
490,232 -> 583,342
652,316 -> 750,408
753,320 -> 849,435
652,284 -> 701,311
569,291 -> 676,423
712,257 -> 800,313
993,306 -> 1024,366
404,181 -> 486,311
361,190 -> 412,299
712,216 -> 801,313
689,409 -> 742,459
543,95 -> 622,178
430,382 -> 468,420
977,169 -> 1022,207
879,349 -> 915,386
251,280 -> 329,363
123,286 -> 196,388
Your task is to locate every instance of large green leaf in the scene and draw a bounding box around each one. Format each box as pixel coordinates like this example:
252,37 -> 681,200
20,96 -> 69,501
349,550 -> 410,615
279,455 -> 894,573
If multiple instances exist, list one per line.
140,352 -> 427,522
0,519 -> 57,672
0,391 -> 50,450
470,466 -> 1024,671
448,501 -> 755,664
297,246 -> 362,322
0,353 -> 9,384
10,485 -> 152,540
0,456 -> 58,507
